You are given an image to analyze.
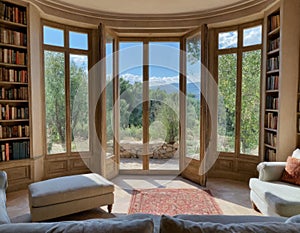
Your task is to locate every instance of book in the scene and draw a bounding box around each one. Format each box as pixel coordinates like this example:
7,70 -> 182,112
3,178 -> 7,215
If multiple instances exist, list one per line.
5,142 -> 9,161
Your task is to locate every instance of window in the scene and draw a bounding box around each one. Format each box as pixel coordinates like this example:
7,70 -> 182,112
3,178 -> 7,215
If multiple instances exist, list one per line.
218,30 -> 238,49
217,22 -> 262,156
118,40 -> 180,171
119,42 -> 143,169
106,35 -> 114,157
186,32 -> 201,159
43,23 -> 90,155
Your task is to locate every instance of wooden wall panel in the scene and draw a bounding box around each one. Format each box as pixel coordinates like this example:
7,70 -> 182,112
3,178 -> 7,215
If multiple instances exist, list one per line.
46,160 -> 68,174
213,159 -> 234,171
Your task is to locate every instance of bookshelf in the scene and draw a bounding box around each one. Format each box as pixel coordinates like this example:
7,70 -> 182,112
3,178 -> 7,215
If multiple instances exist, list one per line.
297,89 -> 300,148
0,0 -> 30,164
264,10 -> 280,161
262,0 -> 300,163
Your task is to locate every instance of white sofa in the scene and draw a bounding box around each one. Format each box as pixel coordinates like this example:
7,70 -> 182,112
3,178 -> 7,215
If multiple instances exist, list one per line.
249,161 -> 300,217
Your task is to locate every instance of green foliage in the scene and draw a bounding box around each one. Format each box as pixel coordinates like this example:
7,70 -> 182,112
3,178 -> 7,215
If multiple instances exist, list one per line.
45,51 -> 89,153
187,36 -> 201,65
44,51 -> 66,151
217,50 -> 261,154
240,50 -> 261,154
217,53 -> 237,152
119,77 -> 181,144
155,93 -> 179,144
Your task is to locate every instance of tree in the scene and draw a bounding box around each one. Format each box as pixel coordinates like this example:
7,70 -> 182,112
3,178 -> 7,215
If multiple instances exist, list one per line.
217,53 -> 237,151
217,51 -> 261,154
44,51 -> 66,151
44,51 -> 88,152
240,50 -> 261,154
155,93 -> 179,144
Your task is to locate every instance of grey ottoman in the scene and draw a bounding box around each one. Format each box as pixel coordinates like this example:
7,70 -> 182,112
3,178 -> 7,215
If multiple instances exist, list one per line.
28,173 -> 114,221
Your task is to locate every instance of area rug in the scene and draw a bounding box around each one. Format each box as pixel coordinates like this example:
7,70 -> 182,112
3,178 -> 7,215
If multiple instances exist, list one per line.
128,188 -> 222,215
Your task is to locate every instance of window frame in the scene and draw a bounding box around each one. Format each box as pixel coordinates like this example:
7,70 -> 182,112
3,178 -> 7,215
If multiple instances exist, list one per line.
42,20 -> 92,157
215,20 -> 263,159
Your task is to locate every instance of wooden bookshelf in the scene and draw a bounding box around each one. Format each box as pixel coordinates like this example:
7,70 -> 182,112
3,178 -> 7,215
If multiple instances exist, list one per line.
262,0 -> 300,162
264,8 -> 280,161
0,0 -> 32,191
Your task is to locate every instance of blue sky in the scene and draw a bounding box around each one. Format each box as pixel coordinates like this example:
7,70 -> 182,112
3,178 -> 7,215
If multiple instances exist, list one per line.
107,41 -> 200,86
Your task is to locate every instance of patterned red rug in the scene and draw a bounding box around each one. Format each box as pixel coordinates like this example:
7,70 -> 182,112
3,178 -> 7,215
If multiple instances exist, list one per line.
128,188 -> 222,215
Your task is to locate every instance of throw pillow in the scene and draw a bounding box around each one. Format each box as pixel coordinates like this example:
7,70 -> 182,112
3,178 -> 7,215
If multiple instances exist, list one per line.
160,215 -> 300,233
292,148 -> 300,159
281,156 -> 300,186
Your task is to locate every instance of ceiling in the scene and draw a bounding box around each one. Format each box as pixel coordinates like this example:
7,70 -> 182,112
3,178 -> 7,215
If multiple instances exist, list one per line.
33,0 -> 275,37
44,0 -> 255,15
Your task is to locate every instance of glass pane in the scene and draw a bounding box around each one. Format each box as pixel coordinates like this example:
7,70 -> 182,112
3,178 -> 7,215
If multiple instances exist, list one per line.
43,26 -> 64,47
44,51 -> 66,154
186,33 -> 201,160
149,42 -> 180,170
69,31 -> 88,50
119,42 -> 143,170
70,54 -> 89,152
240,50 -> 261,155
243,25 -> 262,47
106,38 -> 114,157
217,53 -> 237,152
218,31 -> 238,49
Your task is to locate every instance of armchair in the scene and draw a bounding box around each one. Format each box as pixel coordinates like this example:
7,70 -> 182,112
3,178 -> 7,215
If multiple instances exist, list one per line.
0,170 -> 10,224
249,162 -> 300,217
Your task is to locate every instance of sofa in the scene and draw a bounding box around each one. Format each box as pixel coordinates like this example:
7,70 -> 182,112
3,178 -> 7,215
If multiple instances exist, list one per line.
249,161 -> 300,217
1,171 -> 300,232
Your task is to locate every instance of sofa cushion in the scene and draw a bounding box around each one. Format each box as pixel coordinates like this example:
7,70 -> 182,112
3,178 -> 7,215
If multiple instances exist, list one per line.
29,173 -> 114,207
249,178 -> 300,217
281,156 -> 300,186
45,218 -> 154,233
286,214 -> 300,223
0,218 -> 154,233
174,214 -> 286,224
160,215 -> 300,233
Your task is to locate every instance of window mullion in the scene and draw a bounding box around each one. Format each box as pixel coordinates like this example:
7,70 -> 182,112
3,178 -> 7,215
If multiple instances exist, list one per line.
142,40 -> 149,170
235,27 -> 243,158
65,31 -> 71,155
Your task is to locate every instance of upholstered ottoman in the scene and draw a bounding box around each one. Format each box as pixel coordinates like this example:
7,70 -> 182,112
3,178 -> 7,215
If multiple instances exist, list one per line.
28,173 -> 114,221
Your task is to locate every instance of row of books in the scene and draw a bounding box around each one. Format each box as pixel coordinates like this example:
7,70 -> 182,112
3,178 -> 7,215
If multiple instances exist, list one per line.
0,141 -> 30,162
268,37 -> 280,51
0,48 -> 26,65
266,96 -> 279,110
265,112 -> 278,129
265,132 -> 277,147
267,56 -> 280,71
0,104 -> 29,120
266,75 -> 279,90
265,148 -> 276,161
269,14 -> 280,31
0,2 -> 27,25
0,28 -> 27,46
0,124 -> 29,139
0,67 -> 27,83
0,86 -> 28,100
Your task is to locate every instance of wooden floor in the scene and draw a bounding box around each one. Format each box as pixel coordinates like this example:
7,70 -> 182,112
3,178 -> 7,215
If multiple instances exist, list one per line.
6,175 -> 260,223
